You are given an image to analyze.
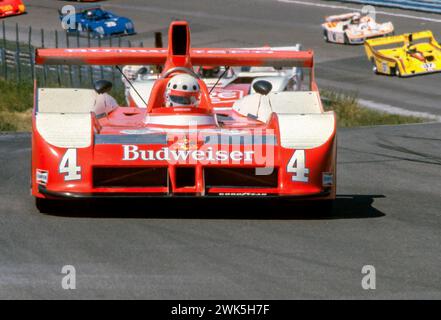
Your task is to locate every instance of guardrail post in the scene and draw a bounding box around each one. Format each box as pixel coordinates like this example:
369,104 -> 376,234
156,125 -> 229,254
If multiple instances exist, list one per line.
41,28 -> 47,86
28,26 -> 34,82
55,30 -> 61,87
76,32 -> 82,87
15,23 -> 21,84
2,21 -> 7,80
65,31 -> 73,87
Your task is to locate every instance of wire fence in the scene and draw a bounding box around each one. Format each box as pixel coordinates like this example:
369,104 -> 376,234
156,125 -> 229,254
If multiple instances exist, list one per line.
0,21 -> 156,89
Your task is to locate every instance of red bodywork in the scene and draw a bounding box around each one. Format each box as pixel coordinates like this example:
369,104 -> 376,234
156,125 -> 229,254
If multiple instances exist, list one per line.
32,21 -> 336,201
0,0 -> 25,18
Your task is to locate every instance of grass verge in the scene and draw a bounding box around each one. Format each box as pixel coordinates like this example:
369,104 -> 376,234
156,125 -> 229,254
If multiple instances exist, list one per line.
0,77 -> 126,132
0,79 -> 33,131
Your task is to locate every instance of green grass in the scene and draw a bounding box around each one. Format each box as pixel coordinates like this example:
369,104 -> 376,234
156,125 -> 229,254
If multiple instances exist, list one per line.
0,37 -> 34,53
0,77 -> 126,131
321,90 -> 426,127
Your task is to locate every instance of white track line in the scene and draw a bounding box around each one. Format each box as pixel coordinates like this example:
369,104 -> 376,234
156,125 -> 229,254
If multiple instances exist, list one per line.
358,99 -> 441,121
278,0 -> 441,23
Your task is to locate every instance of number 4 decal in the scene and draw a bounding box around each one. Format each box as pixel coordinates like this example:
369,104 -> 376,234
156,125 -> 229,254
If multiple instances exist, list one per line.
287,150 -> 309,182
59,149 -> 81,181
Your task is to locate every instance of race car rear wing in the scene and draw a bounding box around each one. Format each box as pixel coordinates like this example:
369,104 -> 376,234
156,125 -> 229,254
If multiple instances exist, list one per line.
325,12 -> 360,23
365,30 -> 438,49
36,21 -> 313,69
35,47 -> 314,68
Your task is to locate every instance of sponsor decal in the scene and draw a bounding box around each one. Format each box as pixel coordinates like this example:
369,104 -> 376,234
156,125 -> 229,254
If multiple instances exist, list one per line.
422,62 -> 436,71
122,145 -> 254,164
218,193 -> 268,196
210,89 -> 244,105
118,126 -> 276,173
322,172 -> 333,187
36,169 -> 49,186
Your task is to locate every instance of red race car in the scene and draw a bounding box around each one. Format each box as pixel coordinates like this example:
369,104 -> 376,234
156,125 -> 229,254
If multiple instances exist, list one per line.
0,0 -> 25,18
32,21 -> 337,212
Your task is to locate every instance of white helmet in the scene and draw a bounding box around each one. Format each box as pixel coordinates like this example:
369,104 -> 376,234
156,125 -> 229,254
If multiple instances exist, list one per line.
165,74 -> 200,107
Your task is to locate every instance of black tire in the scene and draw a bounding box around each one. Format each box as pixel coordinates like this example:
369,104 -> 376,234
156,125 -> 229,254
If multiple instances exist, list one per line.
344,34 -> 350,45
323,30 -> 329,42
394,65 -> 401,77
390,65 -> 397,76
35,198 -> 58,214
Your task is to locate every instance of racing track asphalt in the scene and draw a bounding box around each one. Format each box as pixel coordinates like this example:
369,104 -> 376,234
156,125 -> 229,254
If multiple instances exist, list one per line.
4,0 -> 441,116
0,0 -> 441,299
0,122 -> 440,299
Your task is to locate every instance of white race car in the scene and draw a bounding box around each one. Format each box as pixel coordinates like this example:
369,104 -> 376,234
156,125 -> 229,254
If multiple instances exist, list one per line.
322,12 -> 394,45
123,45 -> 305,108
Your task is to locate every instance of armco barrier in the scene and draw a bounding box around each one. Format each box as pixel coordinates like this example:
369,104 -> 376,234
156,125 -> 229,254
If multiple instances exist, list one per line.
334,0 -> 441,14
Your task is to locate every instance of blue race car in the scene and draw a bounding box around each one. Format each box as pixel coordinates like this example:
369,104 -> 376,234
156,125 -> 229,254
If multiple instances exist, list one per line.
60,5 -> 136,38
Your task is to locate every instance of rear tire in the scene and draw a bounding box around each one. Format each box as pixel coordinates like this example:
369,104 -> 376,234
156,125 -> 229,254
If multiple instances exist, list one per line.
394,65 -> 401,77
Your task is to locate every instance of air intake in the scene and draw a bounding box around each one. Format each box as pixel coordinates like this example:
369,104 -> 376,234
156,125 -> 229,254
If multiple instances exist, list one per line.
204,168 -> 278,188
172,24 -> 188,56
175,167 -> 196,188
93,167 -> 168,188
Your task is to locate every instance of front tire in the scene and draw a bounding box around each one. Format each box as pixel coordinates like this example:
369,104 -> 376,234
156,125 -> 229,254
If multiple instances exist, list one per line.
311,200 -> 334,217
323,30 -> 329,42
394,65 -> 401,77
35,198 -> 58,214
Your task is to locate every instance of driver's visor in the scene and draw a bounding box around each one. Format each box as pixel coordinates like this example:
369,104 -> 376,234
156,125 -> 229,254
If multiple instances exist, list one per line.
169,89 -> 199,97
170,95 -> 195,105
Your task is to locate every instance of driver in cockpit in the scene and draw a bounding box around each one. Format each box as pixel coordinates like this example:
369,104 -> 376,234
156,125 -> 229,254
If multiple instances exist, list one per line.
164,74 -> 201,108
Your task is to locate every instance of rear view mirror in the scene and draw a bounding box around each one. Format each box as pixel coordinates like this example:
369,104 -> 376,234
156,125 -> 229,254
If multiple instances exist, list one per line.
253,80 -> 272,95
94,80 -> 113,94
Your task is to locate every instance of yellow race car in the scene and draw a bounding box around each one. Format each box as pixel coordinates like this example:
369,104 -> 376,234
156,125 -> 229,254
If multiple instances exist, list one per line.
365,30 -> 441,77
